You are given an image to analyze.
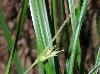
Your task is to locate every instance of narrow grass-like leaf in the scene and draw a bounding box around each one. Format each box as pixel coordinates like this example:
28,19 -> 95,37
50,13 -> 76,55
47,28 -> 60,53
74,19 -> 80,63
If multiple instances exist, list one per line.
66,0 -> 88,74
67,0 -> 77,30
52,0 -> 64,33
0,6 -> 24,74
67,0 -> 81,69
92,46 -> 100,74
52,0 -> 56,33
29,0 -> 57,74
52,0 -> 65,73
75,0 -> 82,68
88,62 -> 100,74
5,0 -> 28,74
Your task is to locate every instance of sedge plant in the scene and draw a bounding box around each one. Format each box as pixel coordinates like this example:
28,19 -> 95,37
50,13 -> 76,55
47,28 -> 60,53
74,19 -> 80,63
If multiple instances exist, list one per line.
0,0 -> 100,74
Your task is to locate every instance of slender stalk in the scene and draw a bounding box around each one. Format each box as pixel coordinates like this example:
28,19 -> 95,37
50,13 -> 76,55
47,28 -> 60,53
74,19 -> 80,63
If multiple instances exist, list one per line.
5,0 -> 28,74
93,46 -> 100,74
0,6 -> 24,74
25,59 -> 38,74
88,64 -> 100,74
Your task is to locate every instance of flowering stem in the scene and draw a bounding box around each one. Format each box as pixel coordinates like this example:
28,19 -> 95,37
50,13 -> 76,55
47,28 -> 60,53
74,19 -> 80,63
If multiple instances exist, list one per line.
24,59 -> 38,74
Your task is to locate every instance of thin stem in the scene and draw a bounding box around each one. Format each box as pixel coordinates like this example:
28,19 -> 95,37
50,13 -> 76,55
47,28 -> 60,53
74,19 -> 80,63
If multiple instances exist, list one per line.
88,64 -> 100,74
25,59 -> 38,74
45,15 -> 70,50
5,48 -> 14,74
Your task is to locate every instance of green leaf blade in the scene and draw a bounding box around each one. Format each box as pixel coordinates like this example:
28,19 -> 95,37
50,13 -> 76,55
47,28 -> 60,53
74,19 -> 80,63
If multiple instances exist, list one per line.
66,0 -> 88,74
0,6 -> 24,74
4,0 -> 28,73
29,0 -> 56,74
93,46 -> 100,74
